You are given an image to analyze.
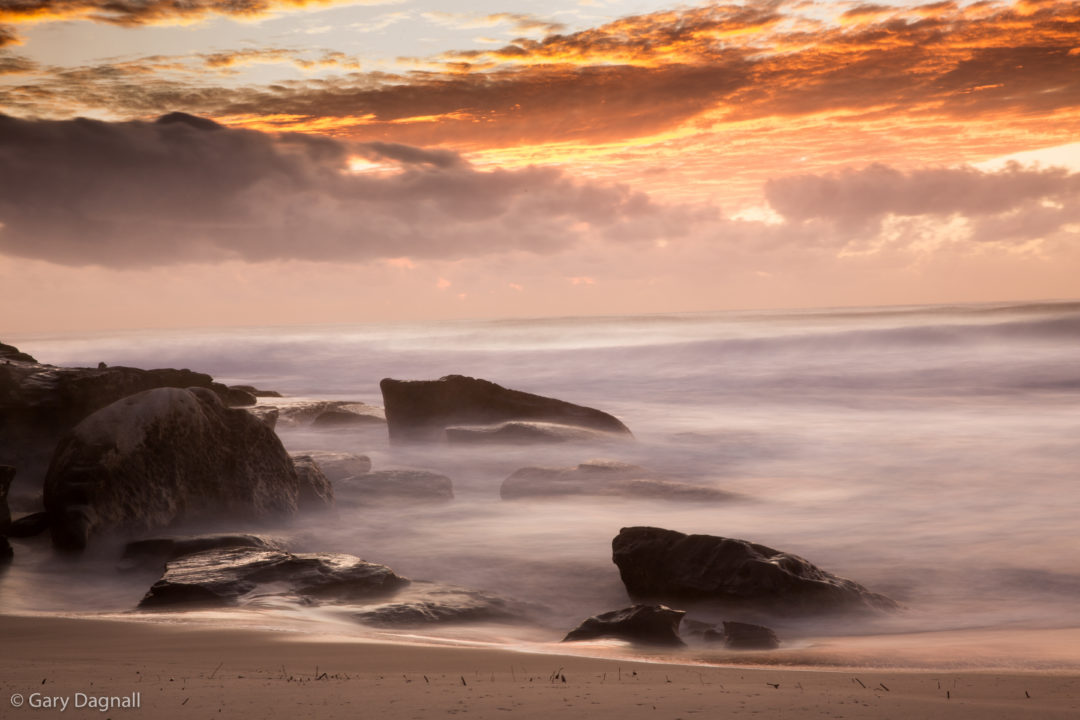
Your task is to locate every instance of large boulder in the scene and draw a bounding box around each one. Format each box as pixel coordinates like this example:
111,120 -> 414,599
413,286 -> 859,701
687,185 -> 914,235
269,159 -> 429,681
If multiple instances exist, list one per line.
0,342 -> 262,506
563,605 -> 686,646
43,387 -> 303,551
380,375 -> 631,442
501,460 -> 735,502
612,527 -> 896,615
335,470 -> 454,505
138,546 -> 409,609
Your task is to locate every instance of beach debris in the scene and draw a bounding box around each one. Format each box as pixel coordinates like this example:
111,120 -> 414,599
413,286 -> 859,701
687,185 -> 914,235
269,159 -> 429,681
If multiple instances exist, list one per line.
612,526 -> 898,614
563,604 -> 686,646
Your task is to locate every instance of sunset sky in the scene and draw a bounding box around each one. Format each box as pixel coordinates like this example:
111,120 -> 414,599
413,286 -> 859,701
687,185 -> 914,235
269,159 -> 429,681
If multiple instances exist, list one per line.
1,0 -> 1078,333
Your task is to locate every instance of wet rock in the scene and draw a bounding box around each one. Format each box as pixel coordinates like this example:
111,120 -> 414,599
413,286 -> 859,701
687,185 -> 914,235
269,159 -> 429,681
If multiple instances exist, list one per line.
290,455 -> 335,511
703,621 -> 780,650
335,470 -> 453,505
501,460 -> 735,501
0,465 -> 12,533
563,604 -> 686,646
230,385 -> 282,398
260,401 -> 385,429
289,451 -> 371,482
0,537 -> 11,565
353,583 -> 522,626
249,406 -> 279,429
312,408 -> 385,428
8,511 -> 50,538
0,342 -> 36,363
380,375 -> 632,442
447,421 -> 617,445
123,533 -> 284,566
612,526 -> 897,615
138,547 -> 409,609
44,387 -> 302,551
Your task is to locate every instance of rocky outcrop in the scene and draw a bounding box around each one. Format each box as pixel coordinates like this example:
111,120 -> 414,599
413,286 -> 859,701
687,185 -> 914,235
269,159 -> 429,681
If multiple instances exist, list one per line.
612,527 -> 896,615
380,375 -> 631,442
256,401 -> 384,429
230,385 -> 282,398
563,605 -> 686,646
335,470 -> 454,505
353,583 -> 522,626
446,421 -> 617,445
289,451 -> 371,482
0,342 -> 266,506
703,621 -> 780,650
138,546 -> 409,609
44,387 -> 302,551
501,460 -> 735,501
290,455 -> 335,510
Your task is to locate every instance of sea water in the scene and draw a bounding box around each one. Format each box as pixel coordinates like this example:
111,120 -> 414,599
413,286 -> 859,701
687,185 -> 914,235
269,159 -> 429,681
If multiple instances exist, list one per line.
4,301 -> 1079,666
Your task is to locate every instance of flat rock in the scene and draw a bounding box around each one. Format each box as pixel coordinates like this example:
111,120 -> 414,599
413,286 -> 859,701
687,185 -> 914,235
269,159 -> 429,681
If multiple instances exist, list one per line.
44,387 -> 302,551
335,470 -> 454,505
352,582 -> 522,626
380,375 -> 631,442
612,526 -> 897,615
289,451 -> 371,482
501,460 -> 735,501
703,621 -> 781,650
290,455 -> 335,510
138,547 -> 409,609
563,604 -> 686,646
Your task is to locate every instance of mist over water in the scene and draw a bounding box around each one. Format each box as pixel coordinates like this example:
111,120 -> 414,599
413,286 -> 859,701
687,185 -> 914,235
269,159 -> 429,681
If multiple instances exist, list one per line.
5,301 -> 1080,666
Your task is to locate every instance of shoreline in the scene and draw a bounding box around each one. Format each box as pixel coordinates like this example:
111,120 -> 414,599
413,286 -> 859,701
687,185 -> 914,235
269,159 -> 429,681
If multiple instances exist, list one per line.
2,614 -> 1078,719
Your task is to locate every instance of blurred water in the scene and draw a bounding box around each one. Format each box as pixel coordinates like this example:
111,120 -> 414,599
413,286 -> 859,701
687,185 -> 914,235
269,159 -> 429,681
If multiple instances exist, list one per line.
4,300 -> 1080,663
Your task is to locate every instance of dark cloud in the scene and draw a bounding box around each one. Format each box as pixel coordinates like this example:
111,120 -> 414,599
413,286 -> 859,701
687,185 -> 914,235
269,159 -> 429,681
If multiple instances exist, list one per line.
0,23 -> 18,46
765,163 -> 1080,242
0,0 -> 373,26
0,114 -> 697,268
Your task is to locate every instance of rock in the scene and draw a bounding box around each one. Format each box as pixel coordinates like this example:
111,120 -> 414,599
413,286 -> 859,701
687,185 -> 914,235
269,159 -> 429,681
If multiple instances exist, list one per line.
0,346 -> 272,506
353,583 -> 522,626
563,604 -> 686,646
138,547 -> 409,609
446,421 -> 617,445
380,375 -> 632,442
312,408 -> 386,428
43,387 -> 302,551
335,470 -> 454,505
289,451 -> 371,482
249,406 -> 279,429
290,455 -> 335,510
0,537 -> 11,565
0,465 -> 12,533
220,386 -> 257,407
123,533 -> 283,565
703,621 -> 780,650
8,511 -> 50,538
501,460 -> 735,501
230,385 -> 283,398
611,527 -> 897,615
0,342 -> 36,363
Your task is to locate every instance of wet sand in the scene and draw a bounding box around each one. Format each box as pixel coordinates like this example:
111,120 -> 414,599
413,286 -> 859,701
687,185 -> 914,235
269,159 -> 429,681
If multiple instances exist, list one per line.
1,614 -> 1078,719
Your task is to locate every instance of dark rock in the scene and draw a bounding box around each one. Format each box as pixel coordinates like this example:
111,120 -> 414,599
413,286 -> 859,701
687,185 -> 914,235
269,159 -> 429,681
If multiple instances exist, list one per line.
0,341 -> 36,363
0,465 -> 12,533
353,583 -> 522,626
612,527 -> 897,615
380,375 -> 632,442
230,385 -> 283,398
290,455 -> 335,510
0,537 -> 11,565
312,408 -> 386,428
8,511 -> 50,538
447,421 -> 617,445
123,533 -> 283,565
289,451 -> 371,482
44,387 -> 301,551
221,386 -> 257,407
249,406 -> 279,429
703,621 -> 780,650
563,604 -> 686,646
501,460 -> 735,501
335,470 -> 454,505
138,547 -> 409,609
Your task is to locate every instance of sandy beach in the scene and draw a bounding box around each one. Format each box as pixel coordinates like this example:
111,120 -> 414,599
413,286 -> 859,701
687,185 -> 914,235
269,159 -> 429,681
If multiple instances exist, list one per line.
1,614 -> 1077,719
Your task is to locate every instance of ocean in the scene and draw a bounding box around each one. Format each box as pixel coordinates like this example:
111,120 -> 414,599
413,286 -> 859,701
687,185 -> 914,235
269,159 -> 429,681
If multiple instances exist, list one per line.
4,300 -> 1080,668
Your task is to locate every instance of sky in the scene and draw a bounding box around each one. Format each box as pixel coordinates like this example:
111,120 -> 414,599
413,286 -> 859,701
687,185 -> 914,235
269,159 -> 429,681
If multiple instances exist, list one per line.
1,0 -> 1078,333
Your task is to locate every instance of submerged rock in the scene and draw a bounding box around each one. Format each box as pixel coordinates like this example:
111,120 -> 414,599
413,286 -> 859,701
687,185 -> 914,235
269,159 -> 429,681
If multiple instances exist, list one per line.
703,621 -> 780,650
290,455 -> 335,510
138,547 -> 409,609
612,526 -> 896,615
501,460 -> 734,502
380,375 -> 632,442
446,421 -> 617,445
44,387 -> 302,551
563,604 -> 686,646
335,470 -> 454,505
353,583 -> 522,627
289,451 -> 371,482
